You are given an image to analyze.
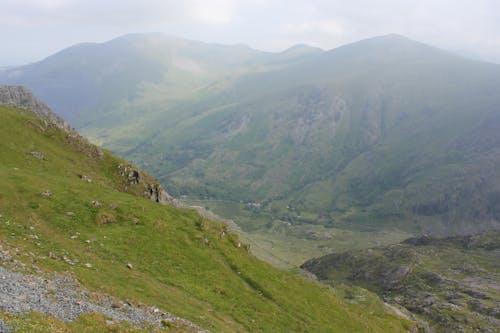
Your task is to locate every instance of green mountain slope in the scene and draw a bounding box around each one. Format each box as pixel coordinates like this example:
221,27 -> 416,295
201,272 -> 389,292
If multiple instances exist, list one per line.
2,34 -> 499,236
0,93 -> 415,331
301,231 -> 500,332
128,34 -> 500,235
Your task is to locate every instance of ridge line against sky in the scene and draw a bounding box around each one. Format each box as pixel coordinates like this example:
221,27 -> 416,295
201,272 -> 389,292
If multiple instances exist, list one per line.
1,0 -> 499,66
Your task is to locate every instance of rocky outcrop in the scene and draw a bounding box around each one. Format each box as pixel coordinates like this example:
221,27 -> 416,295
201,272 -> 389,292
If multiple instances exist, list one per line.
0,85 -> 70,131
147,183 -> 175,204
117,163 -> 177,206
302,231 -> 500,333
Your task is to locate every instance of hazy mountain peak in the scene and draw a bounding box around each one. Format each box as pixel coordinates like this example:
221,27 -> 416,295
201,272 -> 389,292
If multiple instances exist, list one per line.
320,32 -> 457,65
369,33 -> 411,41
280,44 -> 324,55
333,33 -> 430,51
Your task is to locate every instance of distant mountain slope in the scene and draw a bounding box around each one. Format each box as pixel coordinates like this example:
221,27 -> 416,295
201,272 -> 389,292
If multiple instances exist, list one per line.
0,33 -> 304,125
0,87 -> 414,332
131,34 -> 500,235
1,34 -> 500,236
302,231 -> 500,332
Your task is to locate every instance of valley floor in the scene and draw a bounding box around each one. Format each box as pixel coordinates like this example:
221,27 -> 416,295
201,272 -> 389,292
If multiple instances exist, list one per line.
181,199 -> 412,268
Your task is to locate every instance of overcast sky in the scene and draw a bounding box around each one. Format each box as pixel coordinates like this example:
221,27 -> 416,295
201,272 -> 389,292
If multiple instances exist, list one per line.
1,0 -> 499,66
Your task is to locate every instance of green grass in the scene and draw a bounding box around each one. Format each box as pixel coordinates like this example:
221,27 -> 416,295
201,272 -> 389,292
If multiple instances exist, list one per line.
0,105 -> 415,332
0,312 -> 178,333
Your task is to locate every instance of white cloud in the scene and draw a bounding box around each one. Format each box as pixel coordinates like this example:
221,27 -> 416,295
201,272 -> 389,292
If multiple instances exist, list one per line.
1,0 -> 500,64
283,19 -> 344,36
189,0 -> 235,24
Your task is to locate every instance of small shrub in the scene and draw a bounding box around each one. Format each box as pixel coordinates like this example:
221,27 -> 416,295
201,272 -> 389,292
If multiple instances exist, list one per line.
161,319 -> 172,328
96,211 -> 117,225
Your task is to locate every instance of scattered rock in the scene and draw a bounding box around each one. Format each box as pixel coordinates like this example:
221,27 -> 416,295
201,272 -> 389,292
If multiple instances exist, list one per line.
30,151 -> 44,160
63,256 -> 75,265
111,302 -> 122,309
78,174 -> 92,183
66,212 -> 75,217
91,200 -> 102,207
84,263 -> 92,268
41,190 -> 52,197
126,263 -> 133,270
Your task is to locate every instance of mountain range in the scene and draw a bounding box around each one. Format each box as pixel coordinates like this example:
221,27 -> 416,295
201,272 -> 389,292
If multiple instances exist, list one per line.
1,33 -> 499,237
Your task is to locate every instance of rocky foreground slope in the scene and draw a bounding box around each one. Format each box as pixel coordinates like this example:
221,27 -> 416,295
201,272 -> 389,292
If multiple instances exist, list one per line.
302,231 -> 500,332
0,241 -> 206,332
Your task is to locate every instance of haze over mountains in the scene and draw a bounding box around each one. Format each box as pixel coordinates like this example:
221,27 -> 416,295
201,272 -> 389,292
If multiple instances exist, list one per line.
1,32 -> 499,236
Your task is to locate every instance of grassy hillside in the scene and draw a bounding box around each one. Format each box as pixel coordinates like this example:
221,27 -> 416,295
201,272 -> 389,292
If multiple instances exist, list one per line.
302,231 -> 500,332
0,104 -> 416,332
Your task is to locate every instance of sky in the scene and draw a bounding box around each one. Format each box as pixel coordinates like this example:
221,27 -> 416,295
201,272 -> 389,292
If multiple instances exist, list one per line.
1,0 -> 500,66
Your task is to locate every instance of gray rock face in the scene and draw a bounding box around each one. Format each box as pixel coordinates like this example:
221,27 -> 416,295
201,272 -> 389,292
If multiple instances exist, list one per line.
148,183 -> 175,205
117,163 -> 177,205
0,85 -> 70,131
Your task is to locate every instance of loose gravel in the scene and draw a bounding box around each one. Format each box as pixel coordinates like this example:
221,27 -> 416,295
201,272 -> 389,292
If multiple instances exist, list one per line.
0,266 -> 208,332
0,318 -> 13,333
